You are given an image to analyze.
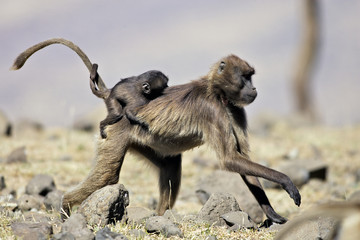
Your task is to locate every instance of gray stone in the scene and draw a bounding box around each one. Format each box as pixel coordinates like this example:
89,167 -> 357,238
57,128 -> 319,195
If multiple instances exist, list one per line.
197,192 -> 241,226
52,232 -> 76,240
262,162 -> 309,188
303,160 -> 328,181
95,227 -> 128,240
221,211 -> 256,229
11,222 -> 52,240
44,190 -> 63,211
6,146 -> 27,163
23,212 -> 50,223
0,175 -> 5,191
196,170 -> 264,223
275,216 -> 338,240
18,194 -> 42,211
61,213 -> 94,240
195,189 -> 210,205
127,206 -> 156,225
78,184 -> 129,226
145,216 -> 183,238
25,174 -> 56,196
163,209 -> 183,223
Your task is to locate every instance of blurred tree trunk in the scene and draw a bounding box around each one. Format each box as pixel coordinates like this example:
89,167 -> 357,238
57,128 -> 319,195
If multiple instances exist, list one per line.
293,0 -> 320,119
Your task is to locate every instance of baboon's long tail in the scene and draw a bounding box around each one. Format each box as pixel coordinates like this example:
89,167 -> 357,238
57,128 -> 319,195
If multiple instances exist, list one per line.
10,38 -> 108,92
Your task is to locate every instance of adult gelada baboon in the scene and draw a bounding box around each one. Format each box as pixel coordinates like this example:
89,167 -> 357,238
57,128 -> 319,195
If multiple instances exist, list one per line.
11,39 -> 300,223
64,55 -> 301,223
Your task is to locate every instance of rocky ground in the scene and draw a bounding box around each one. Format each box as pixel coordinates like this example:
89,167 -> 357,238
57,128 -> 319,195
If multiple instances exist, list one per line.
0,115 -> 359,239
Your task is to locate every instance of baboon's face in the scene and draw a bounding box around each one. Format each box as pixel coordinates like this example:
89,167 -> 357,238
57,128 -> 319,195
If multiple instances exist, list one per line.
138,70 -> 168,96
213,55 -> 257,108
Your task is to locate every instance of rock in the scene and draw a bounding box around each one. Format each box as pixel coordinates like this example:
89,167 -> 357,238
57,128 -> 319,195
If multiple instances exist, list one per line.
0,175 -> 6,190
61,213 -> 94,240
195,189 -> 210,205
18,194 -> 42,211
262,162 -> 310,188
145,216 -> 183,238
95,227 -> 128,240
44,190 -> 63,211
0,110 -> 12,137
303,160 -> 328,181
53,232 -> 76,240
163,209 -> 182,223
23,212 -> 50,223
197,192 -> 241,226
127,206 -> 156,225
128,229 -> 146,238
264,159 -> 328,188
221,211 -> 256,229
196,170 -> 264,223
11,222 -> 52,240
348,190 -> 360,203
5,146 -> 27,163
78,184 -> 129,226
25,174 -> 56,196
275,216 -> 338,240
182,214 -> 198,222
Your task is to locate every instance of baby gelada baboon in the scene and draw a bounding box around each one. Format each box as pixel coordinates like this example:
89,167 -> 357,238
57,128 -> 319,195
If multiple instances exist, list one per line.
90,63 -> 168,138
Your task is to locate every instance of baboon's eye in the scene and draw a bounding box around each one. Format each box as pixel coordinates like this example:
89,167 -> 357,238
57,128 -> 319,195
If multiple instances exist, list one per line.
142,82 -> 151,94
218,61 -> 226,74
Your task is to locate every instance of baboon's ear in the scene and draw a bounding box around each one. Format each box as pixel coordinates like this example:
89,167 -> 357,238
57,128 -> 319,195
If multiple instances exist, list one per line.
218,61 -> 226,74
142,82 -> 151,94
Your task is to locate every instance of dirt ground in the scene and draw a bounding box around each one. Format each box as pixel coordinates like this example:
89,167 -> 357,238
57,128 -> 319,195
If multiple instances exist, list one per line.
0,119 -> 359,239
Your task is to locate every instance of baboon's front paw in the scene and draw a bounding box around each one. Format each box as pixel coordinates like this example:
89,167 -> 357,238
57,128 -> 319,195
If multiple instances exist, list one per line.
283,177 -> 301,206
265,208 -> 287,224
288,185 -> 301,206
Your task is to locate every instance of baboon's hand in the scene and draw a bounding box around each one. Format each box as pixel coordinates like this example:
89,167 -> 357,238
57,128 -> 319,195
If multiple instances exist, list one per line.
283,177 -> 301,206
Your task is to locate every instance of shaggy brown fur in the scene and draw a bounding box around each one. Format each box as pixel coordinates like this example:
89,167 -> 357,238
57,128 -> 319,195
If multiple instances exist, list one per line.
10,39 -> 300,223
64,54 -> 301,223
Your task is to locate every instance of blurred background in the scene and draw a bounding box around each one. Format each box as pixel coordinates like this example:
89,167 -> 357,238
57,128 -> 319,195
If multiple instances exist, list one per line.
1,0 -> 359,127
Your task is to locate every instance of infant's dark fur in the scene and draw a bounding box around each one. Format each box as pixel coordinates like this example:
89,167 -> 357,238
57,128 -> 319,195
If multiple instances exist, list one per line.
90,64 -> 168,138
